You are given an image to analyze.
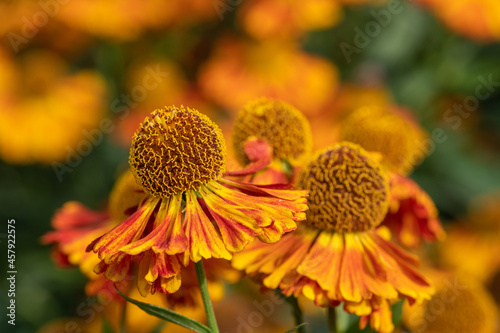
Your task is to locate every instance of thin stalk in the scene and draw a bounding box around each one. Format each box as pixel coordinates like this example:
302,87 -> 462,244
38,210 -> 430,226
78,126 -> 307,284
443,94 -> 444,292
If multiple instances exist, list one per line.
120,301 -> 127,333
328,307 -> 337,333
288,296 -> 306,333
195,261 -> 219,333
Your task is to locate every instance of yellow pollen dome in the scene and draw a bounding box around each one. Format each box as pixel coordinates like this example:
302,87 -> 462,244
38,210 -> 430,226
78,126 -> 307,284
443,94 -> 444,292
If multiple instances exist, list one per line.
298,142 -> 389,232
341,106 -> 429,175
129,106 -> 226,198
108,169 -> 148,222
232,98 -> 312,165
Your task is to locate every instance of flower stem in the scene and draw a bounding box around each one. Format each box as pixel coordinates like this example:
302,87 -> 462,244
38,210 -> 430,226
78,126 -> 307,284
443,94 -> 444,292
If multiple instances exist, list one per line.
195,260 -> 219,333
328,307 -> 337,333
288,296 -> 306,333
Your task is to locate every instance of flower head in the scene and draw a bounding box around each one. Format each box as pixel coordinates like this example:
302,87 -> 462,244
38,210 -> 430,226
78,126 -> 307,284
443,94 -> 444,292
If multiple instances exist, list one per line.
43,169 -> 239,308
129,106 -> 226,198
298,142 -> 389,232
416,0 -> 500,42
341,106 -> 429,175
90,106 -> 308,296
233,142 -> 433,333
232,98 -> 311,166
404,274 -> 499,333
228,98 -> 312,184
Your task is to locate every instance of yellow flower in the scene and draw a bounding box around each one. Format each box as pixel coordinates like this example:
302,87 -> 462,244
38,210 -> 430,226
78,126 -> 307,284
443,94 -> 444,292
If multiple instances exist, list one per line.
341,106 -> 429,175
438,193 -> 500,283
239,0 -> 342,40
416,0 -> 500,42
404,273 -> 499,333
56,0 -> 216,40
228,98 -> 312,184
0,48 -> 107,164
90,106 -> 308,296
199,38 -> 339,116
233,142 -> 433,333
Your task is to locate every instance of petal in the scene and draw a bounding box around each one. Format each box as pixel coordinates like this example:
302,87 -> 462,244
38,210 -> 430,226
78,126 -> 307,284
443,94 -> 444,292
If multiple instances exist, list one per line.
200,186 -> 260,253
183,191 -> 232,265
92,198 -> 159,263
121,195 -> 187,255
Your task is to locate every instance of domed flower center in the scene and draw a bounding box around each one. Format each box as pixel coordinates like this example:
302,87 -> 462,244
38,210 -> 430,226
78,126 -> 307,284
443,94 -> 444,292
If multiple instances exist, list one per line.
341,106 -> 428,175
232,98 -> 312,165
298,142 -> 389,232
129,106 -> 226,198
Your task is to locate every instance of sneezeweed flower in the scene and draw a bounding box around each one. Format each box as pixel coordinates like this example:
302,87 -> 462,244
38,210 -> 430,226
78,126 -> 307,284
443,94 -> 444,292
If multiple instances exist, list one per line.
233,142 -> 433,333
438,194 -> 500,283
43,169 -> 238,309
0,48 -> 107,165
56,0 -> 217,40
382,173 -> 446,248
416,0 -> 500,42
404,273 -> 499,333
341,106 -> 429,175
239,0 -> 342,40
90,106 -> 308,296
228,98 -> 312,184
199,37 -> 339,116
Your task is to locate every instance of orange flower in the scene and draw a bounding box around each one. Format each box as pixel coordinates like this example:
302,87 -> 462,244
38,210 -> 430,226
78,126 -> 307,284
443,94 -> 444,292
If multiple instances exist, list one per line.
404,272 -> 499,333
0,48 -> 107,164
90,106 -> 308,296
43,169 -> 239,308
438,193 -> 500,283
382,173 -> 445,247
227,98 -> 312,184
233,142 -> 433,333
199,37 -> 339,116
239,0 -> 342,40
56,0 -> 216,40
416,0 -> 500,42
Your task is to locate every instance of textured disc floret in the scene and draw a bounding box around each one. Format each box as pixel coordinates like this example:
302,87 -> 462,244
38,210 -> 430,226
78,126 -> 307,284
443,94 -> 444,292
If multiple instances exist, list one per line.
232,98 -> 312,165
298,142 -> 389,232
129,106 -> 226,198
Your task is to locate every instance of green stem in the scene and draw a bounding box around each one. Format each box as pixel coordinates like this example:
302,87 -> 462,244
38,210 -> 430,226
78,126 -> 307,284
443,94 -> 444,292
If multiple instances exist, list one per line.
195,261 -> 219,333
288,296 -> 306,333
328,307 -> 337,333
120,301 -> 127,333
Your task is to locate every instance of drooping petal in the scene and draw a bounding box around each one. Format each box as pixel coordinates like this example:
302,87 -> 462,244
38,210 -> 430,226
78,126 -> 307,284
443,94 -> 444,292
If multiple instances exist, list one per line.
183,191 -> 232,265
383,173 -> 445,247
120,195 -> 187,255
225,138 -> 274,177
91,197 -> 159,263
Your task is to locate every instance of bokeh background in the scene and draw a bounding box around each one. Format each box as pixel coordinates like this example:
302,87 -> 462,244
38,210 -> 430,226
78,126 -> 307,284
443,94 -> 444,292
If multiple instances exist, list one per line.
1,0 -> 500,332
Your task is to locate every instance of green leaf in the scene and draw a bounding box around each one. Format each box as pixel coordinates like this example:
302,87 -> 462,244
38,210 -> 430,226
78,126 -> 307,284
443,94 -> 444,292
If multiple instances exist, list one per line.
285,323 -> 309,333
115,286 -> 211,333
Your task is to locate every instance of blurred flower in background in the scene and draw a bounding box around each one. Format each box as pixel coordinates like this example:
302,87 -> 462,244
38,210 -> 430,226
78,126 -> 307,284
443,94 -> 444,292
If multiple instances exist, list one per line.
1,0 -> 499,332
